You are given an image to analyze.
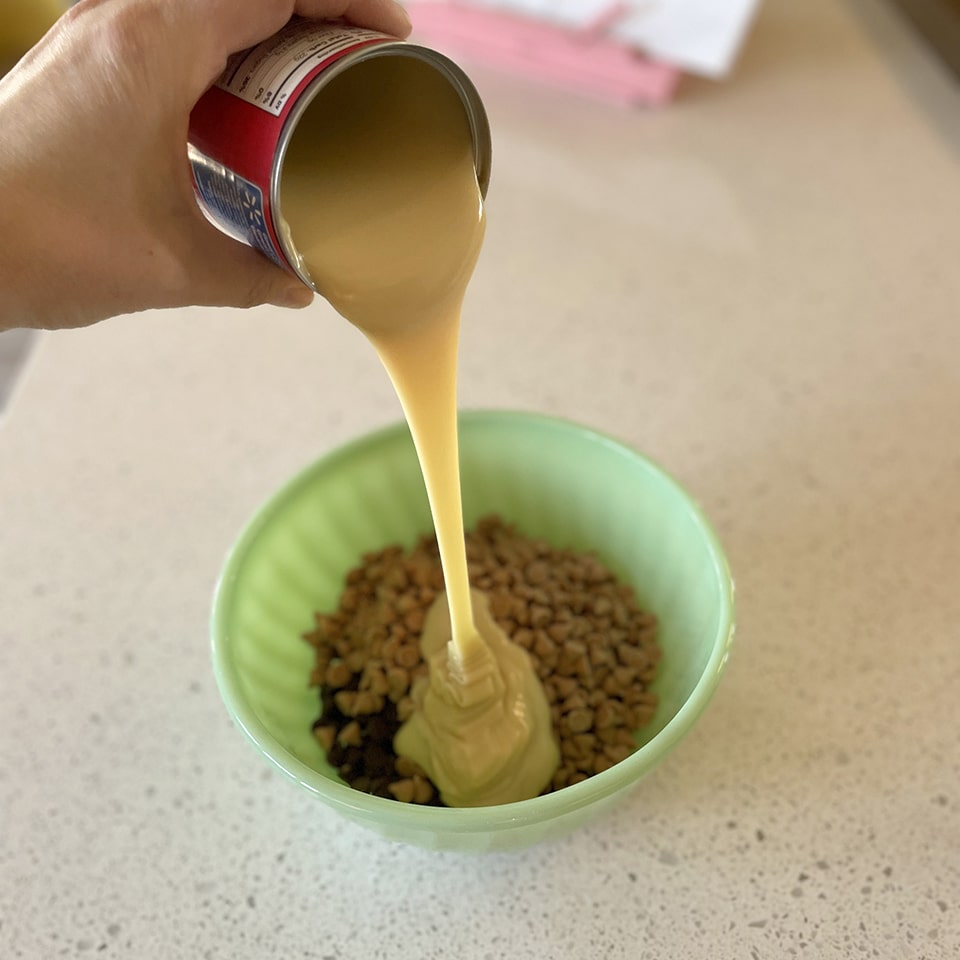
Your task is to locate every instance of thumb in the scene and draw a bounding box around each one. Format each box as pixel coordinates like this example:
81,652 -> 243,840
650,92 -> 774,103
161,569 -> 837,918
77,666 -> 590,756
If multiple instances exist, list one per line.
187,225 -> 316,311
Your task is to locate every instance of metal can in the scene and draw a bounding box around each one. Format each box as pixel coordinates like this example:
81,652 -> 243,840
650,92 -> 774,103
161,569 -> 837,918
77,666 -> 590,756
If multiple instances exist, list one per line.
187,18 -> 492,289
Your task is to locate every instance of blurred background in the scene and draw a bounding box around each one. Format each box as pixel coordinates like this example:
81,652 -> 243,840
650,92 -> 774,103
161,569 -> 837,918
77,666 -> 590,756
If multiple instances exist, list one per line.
0,0 -> 957,410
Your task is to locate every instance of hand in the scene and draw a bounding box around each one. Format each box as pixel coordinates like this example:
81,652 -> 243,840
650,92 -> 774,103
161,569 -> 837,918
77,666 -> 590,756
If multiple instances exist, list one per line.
0,0 -> 412,330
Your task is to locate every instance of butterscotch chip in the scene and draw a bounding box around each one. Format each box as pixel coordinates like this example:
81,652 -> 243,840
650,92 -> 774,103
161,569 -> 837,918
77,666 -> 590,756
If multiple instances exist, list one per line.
575,756 -> 595,776
591,596 -> 612,616
346,649 -> 367,673
410,662 -> 429,682
353,691 -> 384,715
566,707 -> 594,734
616,726 -> 638,746
613,664 -> 636,687
594,699 -> 624,730
568,592 -> 588,615
345,585 -> 367,611
333,690 -> 358,716
303,618 -> 330,647
592,667 -> 611,689
412,775 -> 434,804
395,755 -> 426,778
512,598 -> 530,626
325,661 -> 352,689
388,779 -> 416,803
379,600 -> 399,622
524,561 -> 549,584
550,675 -> 578,699
526,587 -> 550,607
465,539 -> 485,561
513,628 -> 534,649
529,604 -> 552,628
596,726 -> 624,746
304,514 -> 660,804
489,592 -> 513,619
395,593 -> 417,615
557,642 -> 587,677
394,643 -> 420,669
368,667 -> 390,698
604,743 -> 634,765
312,725 -> 336,752
593,754 -> 615,774
573,732 -> 597,755
617,645 -> 648,669
386,667 -> 409,702
588,642 -> 616,669
601,675 -> 622,697
587,688 -> 607,708
409,564 -> 434,590
382,636 -> 400,663
583,560 -> 609,584
561,691 -> 587,713
624,686 -> 657,706
533,632 -> 557,660
338,721 -> 362,747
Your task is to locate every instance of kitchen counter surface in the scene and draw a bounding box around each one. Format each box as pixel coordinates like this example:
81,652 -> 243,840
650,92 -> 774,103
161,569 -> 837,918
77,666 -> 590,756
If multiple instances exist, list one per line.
2,0 -> 958,956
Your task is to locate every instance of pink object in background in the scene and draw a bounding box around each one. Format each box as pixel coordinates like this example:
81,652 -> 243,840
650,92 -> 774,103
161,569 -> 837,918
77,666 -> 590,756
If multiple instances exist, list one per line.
406,1 -> 681,105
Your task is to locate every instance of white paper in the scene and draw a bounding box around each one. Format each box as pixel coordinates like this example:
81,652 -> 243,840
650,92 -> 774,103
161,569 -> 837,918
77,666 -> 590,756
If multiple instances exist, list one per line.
471,0 -> 614,30
455,0 -> 763,77
613,0 -> 762,78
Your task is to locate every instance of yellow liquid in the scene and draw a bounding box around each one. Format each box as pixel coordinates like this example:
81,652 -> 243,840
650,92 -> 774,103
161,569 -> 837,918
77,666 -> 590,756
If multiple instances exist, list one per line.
282,55 -> 484,658
281,55 -> 557,805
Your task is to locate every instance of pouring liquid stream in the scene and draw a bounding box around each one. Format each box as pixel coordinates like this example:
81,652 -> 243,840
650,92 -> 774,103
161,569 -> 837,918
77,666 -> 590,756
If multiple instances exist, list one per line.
281,54 -> 483,664
280,54 -> 558,805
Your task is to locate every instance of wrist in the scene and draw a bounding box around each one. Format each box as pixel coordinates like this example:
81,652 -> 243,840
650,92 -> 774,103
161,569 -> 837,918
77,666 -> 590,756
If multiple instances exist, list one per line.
0,163 -> 52,330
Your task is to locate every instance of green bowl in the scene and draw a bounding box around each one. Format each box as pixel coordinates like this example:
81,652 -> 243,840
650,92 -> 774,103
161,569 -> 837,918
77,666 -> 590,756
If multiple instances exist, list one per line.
211,410 -> 734,852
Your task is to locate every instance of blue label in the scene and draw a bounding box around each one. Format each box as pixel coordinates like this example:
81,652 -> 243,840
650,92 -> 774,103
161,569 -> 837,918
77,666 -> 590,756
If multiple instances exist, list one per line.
189,150 -> 284,267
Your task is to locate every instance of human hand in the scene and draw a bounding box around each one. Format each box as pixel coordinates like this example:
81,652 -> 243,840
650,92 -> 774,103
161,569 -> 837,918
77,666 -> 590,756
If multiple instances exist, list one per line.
0,0 -> 412,330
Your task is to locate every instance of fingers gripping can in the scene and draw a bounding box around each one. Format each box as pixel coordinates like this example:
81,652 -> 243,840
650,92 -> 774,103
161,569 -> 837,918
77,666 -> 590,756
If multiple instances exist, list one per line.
187,18 -> 492,290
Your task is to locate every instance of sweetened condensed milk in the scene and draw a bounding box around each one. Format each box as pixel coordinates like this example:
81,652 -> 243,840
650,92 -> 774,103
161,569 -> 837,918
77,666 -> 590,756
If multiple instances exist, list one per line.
280,54 -> 558,806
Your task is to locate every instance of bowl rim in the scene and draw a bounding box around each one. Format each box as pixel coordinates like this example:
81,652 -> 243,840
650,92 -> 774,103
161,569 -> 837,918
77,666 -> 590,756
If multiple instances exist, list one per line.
210,409 -> 735,833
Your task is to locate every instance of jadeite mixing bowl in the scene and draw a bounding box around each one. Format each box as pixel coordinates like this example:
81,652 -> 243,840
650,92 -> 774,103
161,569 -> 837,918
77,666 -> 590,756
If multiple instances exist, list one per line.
211,410 -> 734,852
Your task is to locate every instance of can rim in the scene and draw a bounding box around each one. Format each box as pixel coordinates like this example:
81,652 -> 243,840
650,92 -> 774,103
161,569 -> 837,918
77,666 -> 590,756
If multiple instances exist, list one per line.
270,41 -> 493,291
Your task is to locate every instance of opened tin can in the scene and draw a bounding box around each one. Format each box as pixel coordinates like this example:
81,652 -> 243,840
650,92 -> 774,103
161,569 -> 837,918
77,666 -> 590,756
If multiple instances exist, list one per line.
187,18 -> 491,290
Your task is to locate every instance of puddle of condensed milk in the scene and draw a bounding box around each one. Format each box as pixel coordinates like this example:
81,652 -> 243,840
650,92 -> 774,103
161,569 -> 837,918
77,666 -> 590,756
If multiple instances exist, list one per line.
280,55 -> 558,804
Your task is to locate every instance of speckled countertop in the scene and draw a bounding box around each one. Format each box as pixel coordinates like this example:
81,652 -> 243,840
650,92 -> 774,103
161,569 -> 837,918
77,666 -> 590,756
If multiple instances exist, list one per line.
2,0 -> 959,956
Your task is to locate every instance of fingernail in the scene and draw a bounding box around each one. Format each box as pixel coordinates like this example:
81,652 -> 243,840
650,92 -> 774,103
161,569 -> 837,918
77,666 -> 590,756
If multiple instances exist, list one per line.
394,2 -> 413,35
